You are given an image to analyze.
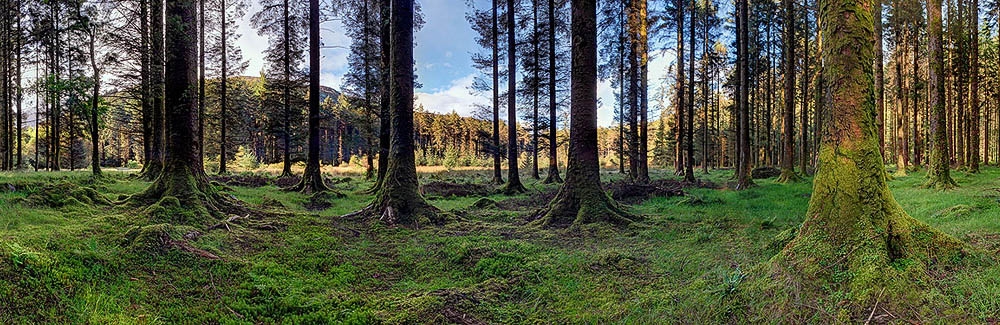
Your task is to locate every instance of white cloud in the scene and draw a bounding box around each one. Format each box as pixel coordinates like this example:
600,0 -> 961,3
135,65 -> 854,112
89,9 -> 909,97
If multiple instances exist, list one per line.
415,73 -> 487,116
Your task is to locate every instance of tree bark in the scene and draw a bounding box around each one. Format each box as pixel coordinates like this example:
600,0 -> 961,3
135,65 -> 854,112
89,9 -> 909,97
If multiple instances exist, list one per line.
491,0 -> 504,185
218,0 -> 229,174
777,0 -> 799,183
753,0 -> 969,312
536,0 -> 632,227
925,0 -> 957,189
968,0 -> 979,173
674,0 -> 684,175
129,0 -> 248,225
735,0 -> 753,189
502,0 -> 527,194
348,0 -> 441,226
542,0 -> 562,184
289,0 -> 330,193
145,0 -> 165,180
683,0 -> 695,183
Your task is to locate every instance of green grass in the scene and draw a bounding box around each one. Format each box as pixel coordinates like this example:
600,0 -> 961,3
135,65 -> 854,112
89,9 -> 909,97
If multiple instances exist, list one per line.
0,167 -> 998,323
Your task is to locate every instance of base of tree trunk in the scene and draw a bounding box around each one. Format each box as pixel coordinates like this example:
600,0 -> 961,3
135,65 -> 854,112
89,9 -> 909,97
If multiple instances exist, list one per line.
634,175 -> 650,184
500,181 -> 528,195
541,168 -> 563,184
490,176 -> 505,185
922,173 -> 957,190
776,169 -> 801,183
345,189 -> 446,227
533,185 -> 634,228
738,207 -> 975,321
138,161 -> 164,182
734,178 -> 756,190
125,167 -> 249,226
287,163 -> 329,194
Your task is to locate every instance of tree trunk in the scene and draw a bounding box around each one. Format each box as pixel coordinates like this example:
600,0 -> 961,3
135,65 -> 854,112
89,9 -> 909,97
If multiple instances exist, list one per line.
145,0 -> 165,179
735,0 -> 753,189
674,0 -> 684,176
374,0 -> 391,188
129,0 -> 248,225
925,0 -> 957,189
542,0 -> 562,184
777,0 -> 799,183
968,0 -> 979,173
637,0 -> 649,182
200,0 -> 207,165
531,0 -> 540,180
874,0 -> 884,157
289,0 -> 330,193
752,0 -> 969,313
893,28 -> 908,177
799,10 -> 810,175
348,0 -> 441,226
502,0 -> 527,194
536,0 -> 632,227
491,0 -> 504,185
90,26 -> 102,177
683,0 -> 695,183
219,0 -> 229,174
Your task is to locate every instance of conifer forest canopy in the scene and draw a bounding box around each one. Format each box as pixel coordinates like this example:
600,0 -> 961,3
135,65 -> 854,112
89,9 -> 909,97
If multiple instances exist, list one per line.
2,0 -> 1000,322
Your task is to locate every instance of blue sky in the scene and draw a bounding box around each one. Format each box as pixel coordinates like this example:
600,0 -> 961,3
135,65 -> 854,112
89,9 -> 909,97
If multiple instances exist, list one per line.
236,0 -> 677,127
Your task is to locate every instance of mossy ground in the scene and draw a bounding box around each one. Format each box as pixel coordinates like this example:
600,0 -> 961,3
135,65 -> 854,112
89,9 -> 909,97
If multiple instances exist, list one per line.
1,167 -> 998,323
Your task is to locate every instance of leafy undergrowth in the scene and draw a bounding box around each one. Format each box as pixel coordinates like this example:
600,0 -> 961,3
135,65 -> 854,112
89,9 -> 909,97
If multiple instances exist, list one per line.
0,168 -> 998,323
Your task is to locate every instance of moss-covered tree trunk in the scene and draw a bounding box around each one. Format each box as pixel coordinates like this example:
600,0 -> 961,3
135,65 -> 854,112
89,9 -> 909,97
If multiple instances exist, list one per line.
541,0 -> 562,184
536,0 -> 633,228
347,0 -> 441,227
924,0 -> 957,189
777,0 -> 799,183
502,0 -> 527,194
129,0 -> 247,225
289,0 -> 330,193
750,0 -> 970,317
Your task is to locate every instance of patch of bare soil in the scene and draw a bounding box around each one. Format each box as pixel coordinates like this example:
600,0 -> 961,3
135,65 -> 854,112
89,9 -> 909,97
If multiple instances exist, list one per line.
211,174 -> 272,188
421,181 -> 494,198
496,189 -> 557,211
607,179 -> 714,204
751,167 -> 782,179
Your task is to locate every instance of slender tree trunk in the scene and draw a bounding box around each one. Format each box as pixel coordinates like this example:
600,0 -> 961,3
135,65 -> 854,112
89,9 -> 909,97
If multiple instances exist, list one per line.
675,0 -> 684,175
89,27 -> 102,177
894,28 -> 908,176
146,0 -> 165,179
536,0 -> 632,227
683,0 -> 695,182
800,11 -> 810,175
542,0 -> 562,184
531,0 -> 540,180
968,0 -> 980,173
15,9 -> 22,169
491,0 -> 503,185
200,0 -> 206,166
628,19 -> 639,181
374,0 -> 391,188
778,0 -> 798,183
502,0 -> 527,194
219,0 -> 229,174
735,0 -> 753,189
637,0 -> 649,182
874,0 -> 885,157
290,0 -> 330,193
925,0 -> 957,189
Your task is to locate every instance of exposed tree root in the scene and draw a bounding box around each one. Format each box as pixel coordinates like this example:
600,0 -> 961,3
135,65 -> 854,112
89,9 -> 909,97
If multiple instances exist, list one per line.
285,164 -> 329,194
922,174 -> 958,190
343,193 -> 447,228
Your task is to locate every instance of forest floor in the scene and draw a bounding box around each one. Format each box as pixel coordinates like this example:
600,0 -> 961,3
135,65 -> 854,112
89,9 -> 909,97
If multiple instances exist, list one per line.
1,166 -> 999,323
